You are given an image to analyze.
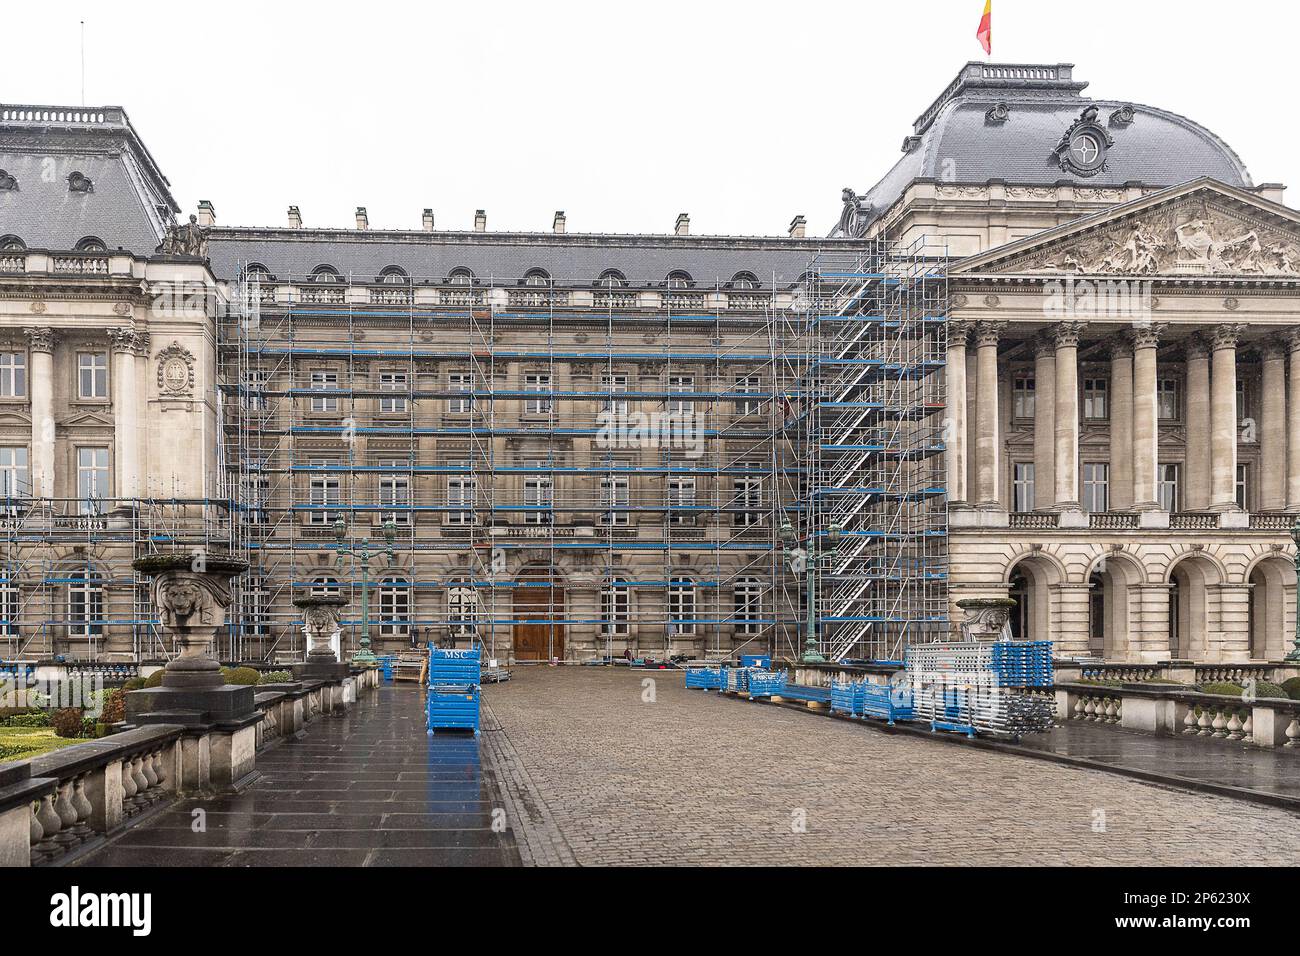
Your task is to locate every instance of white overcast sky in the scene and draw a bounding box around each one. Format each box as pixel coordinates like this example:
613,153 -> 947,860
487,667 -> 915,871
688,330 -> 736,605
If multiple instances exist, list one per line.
3,0 -> 1296,236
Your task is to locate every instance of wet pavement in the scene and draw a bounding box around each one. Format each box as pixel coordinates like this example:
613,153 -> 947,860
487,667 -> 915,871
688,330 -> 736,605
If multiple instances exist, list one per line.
77,684 -> 519,867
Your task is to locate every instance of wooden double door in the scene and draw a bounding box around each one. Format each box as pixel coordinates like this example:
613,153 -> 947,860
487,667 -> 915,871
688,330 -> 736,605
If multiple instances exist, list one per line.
513,578 -> 564,661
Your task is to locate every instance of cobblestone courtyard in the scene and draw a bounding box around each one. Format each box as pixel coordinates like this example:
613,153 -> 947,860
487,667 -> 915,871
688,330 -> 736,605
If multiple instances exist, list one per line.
484,667 -> 1300,866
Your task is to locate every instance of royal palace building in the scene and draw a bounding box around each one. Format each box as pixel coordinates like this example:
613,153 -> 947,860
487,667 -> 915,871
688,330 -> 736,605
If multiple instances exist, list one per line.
1,62 -> 1298,666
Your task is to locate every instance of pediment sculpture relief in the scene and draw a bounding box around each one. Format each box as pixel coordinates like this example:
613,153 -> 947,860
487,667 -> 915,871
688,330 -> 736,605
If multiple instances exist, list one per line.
1019,205 -> 1300,277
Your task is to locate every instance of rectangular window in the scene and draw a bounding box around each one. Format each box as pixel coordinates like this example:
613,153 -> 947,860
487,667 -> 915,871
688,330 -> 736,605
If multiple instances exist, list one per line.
1158,463 -> 1180,513
76,447 -> 109,513
1237,380 -> 1248,426
447,372 -> 473,414
78,352 -> 108,400
669,581 -> 697,636
308,461 -> 341,524
1236,463 -> 1250,511
242,370 -> 269,411
1012,462 -> 1035,514
735,579 -> 763,635
0,447 -> 28,501
667,375 -> 694,414
1012,373 -> 1035,419
669,476 -> 695,524
378,459 -> 410,525
524,474 -> 553,524
734,469 -> 763,526
524,374 -> 552,415
0,352 -> 26,398
1082,378 -> 1108,421
1082,462 -> 1109,514
734,375 -> 762,416
599,475 -> 629,525
447,468 -> 476,525
240,474 -> 269,526
600,374 -> 628,415
378,373 -> 408,414
310,371 -> 338,413
1157,378 -> 1180,421
601,582 -> 629,637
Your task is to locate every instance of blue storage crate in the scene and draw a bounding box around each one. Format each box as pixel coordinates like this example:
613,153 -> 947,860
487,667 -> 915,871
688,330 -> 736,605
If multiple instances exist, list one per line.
861,682 -> 913,724
739,654 -> 771,669
723,667 -> 751,693
427,645 -> 482,735
831,680 -> 861,716
746,670 -> 788,698
684,667 -> 723,690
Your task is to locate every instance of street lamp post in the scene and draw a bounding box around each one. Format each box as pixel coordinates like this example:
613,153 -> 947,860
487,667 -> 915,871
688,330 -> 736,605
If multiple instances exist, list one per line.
781,520 -> 843,664
334,516 -> 398,666
1287,518 -> 1300,662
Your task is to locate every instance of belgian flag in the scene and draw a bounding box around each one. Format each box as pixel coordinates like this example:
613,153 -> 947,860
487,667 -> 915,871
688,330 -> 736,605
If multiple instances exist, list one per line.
977,0 -> 992,55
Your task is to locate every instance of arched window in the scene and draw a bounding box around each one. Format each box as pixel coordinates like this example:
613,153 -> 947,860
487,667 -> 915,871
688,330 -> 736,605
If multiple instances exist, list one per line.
244,262 -> 272,283
730,272 -> 759,290
735,577 -> 763,635
310,575 -> 340,598
601,579 -> 629,637
379,266 -> 408,284
524,269 -> 550,287
310,265 -> 340,283
75,236 -> 106,253
378,576 -> 410,637
448,580 -> 478,638
666,271 -> 692,290
67,565 -> 104,638
448,268 -> 474,286
0,236 -> 24,252
0,577 -> 18,637
597,269 -> 628,289
668,578 -> 696,636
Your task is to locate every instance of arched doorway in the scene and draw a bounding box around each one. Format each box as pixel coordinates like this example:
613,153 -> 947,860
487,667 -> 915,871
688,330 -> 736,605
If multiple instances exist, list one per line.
1248,556 -> 1294,660
1004,554 -> 1062,642
1087,554 -> 1141,661
513,569 -> 565,661
1167,554 -> 1222,660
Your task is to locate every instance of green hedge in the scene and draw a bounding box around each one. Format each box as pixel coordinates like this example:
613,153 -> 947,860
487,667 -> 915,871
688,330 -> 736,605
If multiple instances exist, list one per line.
258,670 -> 293,685
1197,681 -> 1246,697
220,666 -> 261,686
1282,677 -> 1300,701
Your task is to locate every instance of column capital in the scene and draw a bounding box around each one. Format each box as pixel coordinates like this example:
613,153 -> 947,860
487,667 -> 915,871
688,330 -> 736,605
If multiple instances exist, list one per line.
946,319 -> 974,347
973,321 -> 1005,348
1032,333 -> 1057,359
23,327 -> 57,353
1210,323 -> 1245,351
1286,328 -> 1300,355
1051,321 -> 1087,349
1105,337 -> 1133,360
1127,322 -> 1167,350
1258,339 -> 1287,361
1184,332 -> 1211,361
108,326 -> 150,355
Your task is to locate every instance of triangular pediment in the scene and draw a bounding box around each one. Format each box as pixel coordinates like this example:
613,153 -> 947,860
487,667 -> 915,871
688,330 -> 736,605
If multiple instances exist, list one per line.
953,178 -> 1300,279
61,409 -> 114,428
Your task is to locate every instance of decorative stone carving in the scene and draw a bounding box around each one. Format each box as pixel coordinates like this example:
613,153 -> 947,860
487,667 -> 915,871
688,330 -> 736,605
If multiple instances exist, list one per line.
1051,321 -> 1087,349
108,326 -> 150,355
1223,296 -> 1240,311
1128,322 -> 1166,350
983,294 -> 1000,308
0,170 -> 16,191
66,171 -> 93,193
113,301 -> 132,317
159,214 -> 210,258
1032,333 -> 1057,358
985,102 -> 1010,125
23,327 -> 56,352
834,187 -> 871,239
155,341 -> 196,396
1109,105 -> 1136,127
132,552 -> 248,689
293,593 -> 347,663
973,321 -> 1005,348
950,293 -> 968,309
946,320 -> 973,347
1287,329 -> 1300,355
1211,323 -> 1245,351
955,598 -> 1018,642
1054,106 -> 1113,177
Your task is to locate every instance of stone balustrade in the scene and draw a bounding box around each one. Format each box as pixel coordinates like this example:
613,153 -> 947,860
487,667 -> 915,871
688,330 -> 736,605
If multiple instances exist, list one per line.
1056,681 -> 1300,750
1062,660 -> 1300,685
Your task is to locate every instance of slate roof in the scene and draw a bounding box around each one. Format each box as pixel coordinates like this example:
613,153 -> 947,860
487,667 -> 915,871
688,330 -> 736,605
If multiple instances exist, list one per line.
858,63 -> 1253,230
0,106 -> 177,254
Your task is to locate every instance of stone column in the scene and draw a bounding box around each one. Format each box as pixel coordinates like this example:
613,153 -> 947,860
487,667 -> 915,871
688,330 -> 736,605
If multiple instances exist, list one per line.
1108,340 -> 1134,512
945,321 -> 971,506
1260,341 -> 1287,512
1209,324 -> 1244,511
1185,334 -> 1212,511
1288,331 -> 1300,511
1032,336 -> 1056,511
1130,323 -> 1165,511
1051,322 -> 1086,510
108,327 -> 148,502
24,329 -> 56,500
973,322 -> 1004,508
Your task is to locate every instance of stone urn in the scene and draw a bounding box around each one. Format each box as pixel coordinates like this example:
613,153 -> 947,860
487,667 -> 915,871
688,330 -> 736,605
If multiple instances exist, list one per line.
132,551 -> 249,689
955,597 -> 1018,642
293,593 -> 347,663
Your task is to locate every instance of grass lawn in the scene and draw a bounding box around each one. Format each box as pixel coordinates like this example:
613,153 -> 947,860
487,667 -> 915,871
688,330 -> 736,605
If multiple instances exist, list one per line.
0,726 -> 86,764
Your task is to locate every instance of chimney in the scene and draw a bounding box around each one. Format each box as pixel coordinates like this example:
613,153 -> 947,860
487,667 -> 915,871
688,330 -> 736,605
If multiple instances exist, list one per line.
474,209 -> 487,232
788,215 -> 806,239
1257,183 -> 1287,205
287,205 -> 302,228
197,200 -> 217,227
553,210 -> 566,234
422,208 -> 435,232
355,207 -> 369,230
675,213 -> 690,236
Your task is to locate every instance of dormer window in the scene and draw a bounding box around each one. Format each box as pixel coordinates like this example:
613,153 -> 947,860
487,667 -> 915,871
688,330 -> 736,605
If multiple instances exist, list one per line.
379,266 -> 408,284
0,236 -> 24,252
67,172 -> 93,193
448,268 -> 474,286
75,237 -> 106,253
0,171 -> 16,191
245,263 -> 273,283
667,271 -> 692,290
524,269 -> 550,287
730,272 -> 759,290
311,265 -> 340,283
597,269 -> 628,289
